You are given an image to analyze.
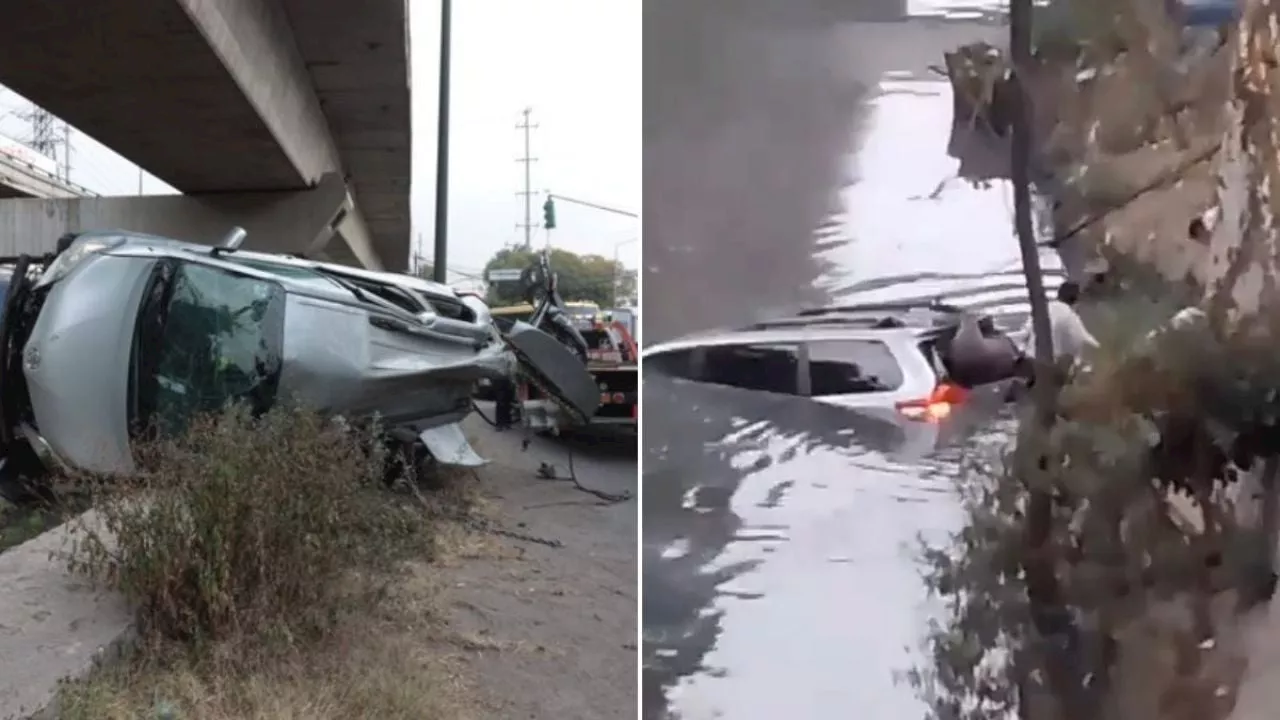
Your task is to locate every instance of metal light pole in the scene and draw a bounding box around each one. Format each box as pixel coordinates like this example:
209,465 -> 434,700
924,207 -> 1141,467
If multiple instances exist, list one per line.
432,0 -> 452,284
612,237 -> 637,306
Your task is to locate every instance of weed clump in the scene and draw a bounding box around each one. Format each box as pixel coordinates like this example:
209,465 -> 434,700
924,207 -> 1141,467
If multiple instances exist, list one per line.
63,404 -> 435,645
907,291 -> 1275,719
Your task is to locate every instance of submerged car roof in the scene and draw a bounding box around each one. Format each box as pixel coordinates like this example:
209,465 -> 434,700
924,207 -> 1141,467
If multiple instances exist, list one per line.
645,301 -> 965,356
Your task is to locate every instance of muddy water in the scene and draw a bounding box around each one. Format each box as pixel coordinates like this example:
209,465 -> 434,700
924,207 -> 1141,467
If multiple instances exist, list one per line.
641,1 -> 1078,718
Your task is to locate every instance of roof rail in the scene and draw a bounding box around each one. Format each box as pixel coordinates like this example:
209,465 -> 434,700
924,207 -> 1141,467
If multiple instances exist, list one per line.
795,298 -> 965,317
746,316 -> 907,331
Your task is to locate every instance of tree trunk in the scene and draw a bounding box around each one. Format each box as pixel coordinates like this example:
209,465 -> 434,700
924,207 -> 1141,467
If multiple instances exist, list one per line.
1203,0 -> 1280,330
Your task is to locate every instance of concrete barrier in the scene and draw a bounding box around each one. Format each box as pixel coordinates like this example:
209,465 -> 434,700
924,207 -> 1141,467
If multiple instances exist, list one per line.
0,510 -> 133,720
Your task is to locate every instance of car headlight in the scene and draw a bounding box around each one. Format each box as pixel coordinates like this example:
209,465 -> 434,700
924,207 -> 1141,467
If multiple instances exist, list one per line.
35,236 -> 126,288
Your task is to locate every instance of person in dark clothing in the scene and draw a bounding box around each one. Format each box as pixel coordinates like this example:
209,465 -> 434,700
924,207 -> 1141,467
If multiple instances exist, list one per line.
493,376 -> 520,430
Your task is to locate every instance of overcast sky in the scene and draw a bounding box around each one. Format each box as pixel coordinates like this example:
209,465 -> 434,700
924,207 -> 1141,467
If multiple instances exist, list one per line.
0,0 -> 640,283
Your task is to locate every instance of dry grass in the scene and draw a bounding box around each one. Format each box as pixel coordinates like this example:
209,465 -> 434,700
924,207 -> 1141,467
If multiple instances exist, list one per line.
52,404 -> 505,720
56,561 -> 489,720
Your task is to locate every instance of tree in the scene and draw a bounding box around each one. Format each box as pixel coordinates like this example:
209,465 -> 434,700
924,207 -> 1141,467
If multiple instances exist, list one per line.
482,246 -> 627,308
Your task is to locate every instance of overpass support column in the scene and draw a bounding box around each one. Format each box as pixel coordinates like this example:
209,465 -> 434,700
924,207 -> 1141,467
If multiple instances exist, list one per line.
0,173 -> 381,268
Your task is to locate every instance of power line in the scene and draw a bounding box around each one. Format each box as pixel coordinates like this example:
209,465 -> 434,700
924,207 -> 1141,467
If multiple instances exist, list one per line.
515,107 -> 539,249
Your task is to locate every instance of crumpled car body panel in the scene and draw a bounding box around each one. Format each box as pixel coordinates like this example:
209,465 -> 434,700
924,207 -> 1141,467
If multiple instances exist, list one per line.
277,292 -> 514,428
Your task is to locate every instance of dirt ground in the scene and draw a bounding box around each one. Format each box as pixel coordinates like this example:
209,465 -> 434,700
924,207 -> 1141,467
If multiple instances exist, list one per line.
444,416 -> 638,719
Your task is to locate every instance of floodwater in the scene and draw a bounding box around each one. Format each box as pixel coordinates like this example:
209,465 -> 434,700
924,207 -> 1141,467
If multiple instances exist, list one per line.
642,1 -> 1071,718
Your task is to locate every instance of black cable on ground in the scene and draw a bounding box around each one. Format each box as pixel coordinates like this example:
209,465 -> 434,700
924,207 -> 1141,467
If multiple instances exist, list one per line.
535,441 -> 632,505
472,400 -> 631,504
561,441 -> 632,505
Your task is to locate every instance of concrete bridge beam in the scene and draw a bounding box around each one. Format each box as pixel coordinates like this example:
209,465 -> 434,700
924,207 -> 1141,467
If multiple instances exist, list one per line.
176,0 -> 343,185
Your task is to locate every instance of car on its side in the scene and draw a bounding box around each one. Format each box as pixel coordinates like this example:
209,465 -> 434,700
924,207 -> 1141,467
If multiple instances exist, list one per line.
0,230 -> 598,499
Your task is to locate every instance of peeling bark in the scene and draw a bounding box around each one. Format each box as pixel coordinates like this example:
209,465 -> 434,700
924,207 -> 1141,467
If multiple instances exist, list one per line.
1204,1 -> 1280,332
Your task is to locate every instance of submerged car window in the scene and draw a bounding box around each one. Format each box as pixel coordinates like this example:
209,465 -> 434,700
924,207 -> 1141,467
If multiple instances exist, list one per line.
134,262 -> 285,435
646,348 -> 699,381
806,339 -> 904,395
702,343 -> 800,395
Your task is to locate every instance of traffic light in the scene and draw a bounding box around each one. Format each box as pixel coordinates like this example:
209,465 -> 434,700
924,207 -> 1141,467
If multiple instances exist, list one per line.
543,196 -> 557,230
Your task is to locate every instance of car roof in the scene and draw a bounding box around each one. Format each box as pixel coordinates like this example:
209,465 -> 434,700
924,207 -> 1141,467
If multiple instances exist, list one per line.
84,231 -> 466,305
300,257 -> 460,300
84,232 -> 410,311
645,301 -> 963,356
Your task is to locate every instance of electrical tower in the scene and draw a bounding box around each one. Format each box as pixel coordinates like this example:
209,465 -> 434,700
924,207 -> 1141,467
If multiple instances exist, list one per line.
515,107 -> 539,249
17,104 -> 69,180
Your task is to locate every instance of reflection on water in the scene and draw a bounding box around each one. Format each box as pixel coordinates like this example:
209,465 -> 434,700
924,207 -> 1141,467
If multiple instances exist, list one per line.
642,375 -> 1018,719
641,2 -> 1069,718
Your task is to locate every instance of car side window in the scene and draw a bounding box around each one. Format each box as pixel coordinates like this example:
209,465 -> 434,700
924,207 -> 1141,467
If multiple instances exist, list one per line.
645,348 -> 700,381
702,343 -> 801,395
137,262 -> 286,436
806,339 -> 903,396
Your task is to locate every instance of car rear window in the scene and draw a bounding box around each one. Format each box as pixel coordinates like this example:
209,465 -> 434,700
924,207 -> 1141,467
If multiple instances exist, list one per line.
805,339 -> 903,395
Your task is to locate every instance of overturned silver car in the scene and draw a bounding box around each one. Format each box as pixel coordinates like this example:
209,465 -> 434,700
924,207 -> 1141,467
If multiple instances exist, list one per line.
0,230 -> 599,499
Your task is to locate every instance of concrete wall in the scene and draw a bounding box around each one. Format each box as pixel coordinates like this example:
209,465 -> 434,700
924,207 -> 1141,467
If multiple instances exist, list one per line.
0,173 -> 352,258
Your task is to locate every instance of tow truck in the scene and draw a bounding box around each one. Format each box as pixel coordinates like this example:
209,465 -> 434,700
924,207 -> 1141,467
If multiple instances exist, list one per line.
486,258 -> 638,434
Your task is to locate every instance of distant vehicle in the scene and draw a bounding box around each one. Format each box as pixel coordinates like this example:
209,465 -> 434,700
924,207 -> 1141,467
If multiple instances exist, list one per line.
643,300 -> 1021,455
605,307 -> 638,345
490,300 -> 602,329
0,231 -> 598,500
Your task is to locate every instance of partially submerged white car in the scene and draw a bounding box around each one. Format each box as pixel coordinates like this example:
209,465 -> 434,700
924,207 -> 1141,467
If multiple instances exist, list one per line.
0,230 -> 598,498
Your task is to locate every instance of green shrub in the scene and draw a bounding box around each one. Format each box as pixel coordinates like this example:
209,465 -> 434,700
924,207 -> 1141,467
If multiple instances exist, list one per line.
63,404 -> 434,645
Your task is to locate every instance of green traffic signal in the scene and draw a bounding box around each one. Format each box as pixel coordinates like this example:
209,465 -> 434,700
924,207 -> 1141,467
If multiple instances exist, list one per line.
543,197 -> 557,230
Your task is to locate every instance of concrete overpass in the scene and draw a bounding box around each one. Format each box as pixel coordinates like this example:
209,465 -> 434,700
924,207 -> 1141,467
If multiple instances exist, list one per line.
0,0 -> 410,270
0,153 -> 95,200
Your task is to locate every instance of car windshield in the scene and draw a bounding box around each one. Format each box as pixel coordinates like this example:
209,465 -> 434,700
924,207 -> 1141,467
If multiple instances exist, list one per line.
131,260 -> 286,436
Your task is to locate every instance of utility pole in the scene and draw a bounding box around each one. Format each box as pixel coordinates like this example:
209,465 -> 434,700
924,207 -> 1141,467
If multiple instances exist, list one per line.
432,0 -> 452,284
515,107 -> 539,249
61,122 -> 70,182
1008,0 -> 1083,717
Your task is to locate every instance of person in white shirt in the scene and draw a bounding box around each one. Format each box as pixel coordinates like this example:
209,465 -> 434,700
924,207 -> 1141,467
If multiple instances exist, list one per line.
1020,281 -> 1098,366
